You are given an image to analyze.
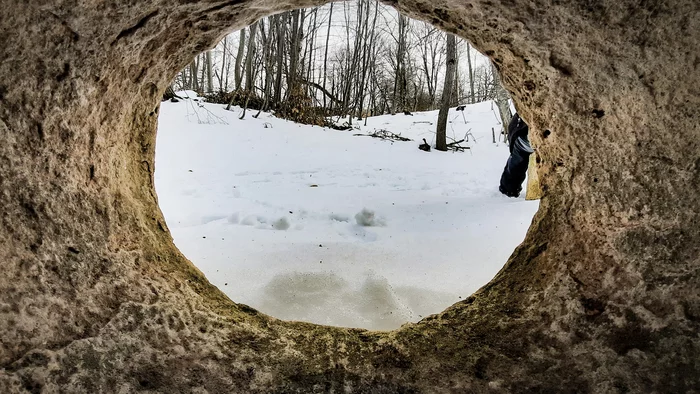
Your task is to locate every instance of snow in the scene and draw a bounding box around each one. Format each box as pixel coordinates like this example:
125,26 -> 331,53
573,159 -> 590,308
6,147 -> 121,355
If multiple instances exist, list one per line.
354,208 -> 386,227
155,98 -> 539,330
175,89 -> 199,98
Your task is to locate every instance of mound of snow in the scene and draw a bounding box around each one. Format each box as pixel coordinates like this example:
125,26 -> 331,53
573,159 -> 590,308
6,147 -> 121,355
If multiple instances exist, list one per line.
329,213 -> 350,222
227,212 -> 240,224
355,208 -> 386,227
240,215 -> 258,226
272,217 -> 290,230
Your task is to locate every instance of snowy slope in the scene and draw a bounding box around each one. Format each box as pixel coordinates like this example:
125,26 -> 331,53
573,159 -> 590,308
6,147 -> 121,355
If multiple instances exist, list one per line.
155,95 -> 539,330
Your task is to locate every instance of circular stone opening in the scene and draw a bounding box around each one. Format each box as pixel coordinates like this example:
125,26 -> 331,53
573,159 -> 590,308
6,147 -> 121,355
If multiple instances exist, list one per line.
3,0 -> 697,390
154,4 -> 539,330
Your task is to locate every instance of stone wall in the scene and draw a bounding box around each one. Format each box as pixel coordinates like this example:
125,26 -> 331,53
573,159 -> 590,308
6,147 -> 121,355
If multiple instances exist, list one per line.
1,0 -> 698,392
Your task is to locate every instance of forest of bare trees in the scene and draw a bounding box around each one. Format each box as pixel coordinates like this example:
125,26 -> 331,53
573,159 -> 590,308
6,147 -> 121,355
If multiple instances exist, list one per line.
170,0 -> 502,126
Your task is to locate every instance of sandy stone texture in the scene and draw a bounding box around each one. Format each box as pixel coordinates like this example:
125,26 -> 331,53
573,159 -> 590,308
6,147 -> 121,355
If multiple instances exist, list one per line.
1,0 -> 698,392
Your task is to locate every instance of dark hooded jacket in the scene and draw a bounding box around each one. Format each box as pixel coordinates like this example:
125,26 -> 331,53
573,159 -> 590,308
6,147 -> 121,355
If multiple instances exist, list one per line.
507,113 -> 529,153
499,113 -> 533,196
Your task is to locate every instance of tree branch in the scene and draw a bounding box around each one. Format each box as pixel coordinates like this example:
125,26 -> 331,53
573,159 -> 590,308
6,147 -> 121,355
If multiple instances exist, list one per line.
298,79 -> 343,105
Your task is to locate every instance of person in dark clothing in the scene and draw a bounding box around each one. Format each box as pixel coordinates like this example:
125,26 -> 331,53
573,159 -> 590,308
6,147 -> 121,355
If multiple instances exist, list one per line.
499,113 -> 534,198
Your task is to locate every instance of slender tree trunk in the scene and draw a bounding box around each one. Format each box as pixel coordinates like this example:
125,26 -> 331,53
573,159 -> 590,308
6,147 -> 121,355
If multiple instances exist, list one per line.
345,0 -> 368,120
436,33 -> 456,152
356,0 -> 377,120
420,31 -> 439,109
452,47 -> 460,106
492,62 -> 512,139
305,8 -> 318,94
240,93 -> 251,119
466,42 -> 475,104
330,64 -> 336,113
256,19 -> 273,116
273,14 -> 284,105
288,10 -> 302,97
206,51 -> 214,93
224,39 -> 232,92
191,59 -> 200,91
234,29 -> 245,91
392,13 -> 408,114
219,37 -> 227,92
199,54 -> 207,92
244,22 -> 258,93
322,2 -> 333,110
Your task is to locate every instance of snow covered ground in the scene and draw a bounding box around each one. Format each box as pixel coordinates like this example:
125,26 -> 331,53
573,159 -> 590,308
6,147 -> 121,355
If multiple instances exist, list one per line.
155,93 -> 539,330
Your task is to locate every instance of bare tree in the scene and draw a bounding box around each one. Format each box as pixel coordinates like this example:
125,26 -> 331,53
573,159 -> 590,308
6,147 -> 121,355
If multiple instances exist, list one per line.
391,13 -> 409,114
491,62 -> 512,140
322,2 -> 334,110
256,19 -> 274,116
218,37 -> 227,92
189,59 -> 199,91
234,29 -> 246,91
170,1 -> 494,125
356,0 -> 379,119
466,42 -> 475,104
206,51 -> 214,92
273,14 -> 285,104
287,9 -> 304,96
244,21 -> 259,93
417,26 -> 444,108
436,33 -> 456,151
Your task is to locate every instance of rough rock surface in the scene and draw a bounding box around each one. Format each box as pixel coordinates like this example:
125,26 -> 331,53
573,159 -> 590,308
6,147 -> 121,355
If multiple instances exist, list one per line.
526,154 -> 542,200
1,0 -> 699,392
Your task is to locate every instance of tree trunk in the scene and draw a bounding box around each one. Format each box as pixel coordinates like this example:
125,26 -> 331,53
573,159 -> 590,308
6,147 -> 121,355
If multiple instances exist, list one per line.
322,2 -> 333,110
189,60 -> 198,91
466,42 -> 475,104
452,45 -> 460,106
305,8 -> 318,93
436,33 -> 456,151
273,14 -> 284,105
256,19 -> 272,116
234,29 -> 245,91
199,54 -> 206,92
219,37 -> 227,92
206,51 -> 214,93
356,0 -> 378,120
244,22 -> 258,93
392,13 -> 408,114
288,10 -> 302,96
492,63 -> 512,140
